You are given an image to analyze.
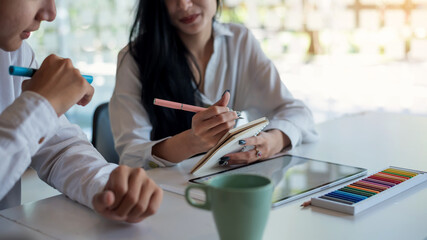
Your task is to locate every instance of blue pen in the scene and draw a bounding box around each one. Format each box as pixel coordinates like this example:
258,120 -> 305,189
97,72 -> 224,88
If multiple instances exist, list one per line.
9,66 -> 93,84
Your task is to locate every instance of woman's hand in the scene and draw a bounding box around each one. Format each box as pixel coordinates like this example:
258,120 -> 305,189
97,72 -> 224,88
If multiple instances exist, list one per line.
152,91 -> 239,162
224,129 -> 291,165
189,91 -> 239,153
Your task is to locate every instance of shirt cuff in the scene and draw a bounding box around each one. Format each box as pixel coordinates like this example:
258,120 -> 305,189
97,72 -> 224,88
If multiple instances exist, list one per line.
120,137 -> 178,170
85,163 -> 118,210
144,138 -> 178,169
264,119 -> 301,149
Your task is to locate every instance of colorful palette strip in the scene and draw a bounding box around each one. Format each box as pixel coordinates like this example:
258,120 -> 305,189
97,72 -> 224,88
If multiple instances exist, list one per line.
319,167 -> 418,205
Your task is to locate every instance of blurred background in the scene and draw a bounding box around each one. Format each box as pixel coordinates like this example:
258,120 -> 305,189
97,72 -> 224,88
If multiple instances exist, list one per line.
22,0 -> 427,205
28,0 -> 427,139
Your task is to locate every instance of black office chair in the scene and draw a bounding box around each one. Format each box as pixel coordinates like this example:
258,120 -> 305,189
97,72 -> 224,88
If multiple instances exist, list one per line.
92,102 -> 119,164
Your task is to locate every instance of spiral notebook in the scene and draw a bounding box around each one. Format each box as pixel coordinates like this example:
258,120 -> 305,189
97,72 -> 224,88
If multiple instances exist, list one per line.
190,117 -> 269,174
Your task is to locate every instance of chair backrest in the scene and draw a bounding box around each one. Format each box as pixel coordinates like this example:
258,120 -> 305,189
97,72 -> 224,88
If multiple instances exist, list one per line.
92,102 -> 119,164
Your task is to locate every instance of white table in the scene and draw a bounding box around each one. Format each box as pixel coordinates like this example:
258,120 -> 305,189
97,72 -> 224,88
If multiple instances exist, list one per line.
1,112 -> 426,240
0,215 -> 50,240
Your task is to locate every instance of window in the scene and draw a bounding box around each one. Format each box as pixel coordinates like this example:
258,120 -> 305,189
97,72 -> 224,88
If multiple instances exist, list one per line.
28,0 -> 427,139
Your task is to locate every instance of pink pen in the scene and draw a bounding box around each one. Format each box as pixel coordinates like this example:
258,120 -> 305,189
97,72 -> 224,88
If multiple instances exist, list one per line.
153,98 -> 242,117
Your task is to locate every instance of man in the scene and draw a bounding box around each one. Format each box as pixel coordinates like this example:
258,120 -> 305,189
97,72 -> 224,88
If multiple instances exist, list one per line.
0,0 -> 163,223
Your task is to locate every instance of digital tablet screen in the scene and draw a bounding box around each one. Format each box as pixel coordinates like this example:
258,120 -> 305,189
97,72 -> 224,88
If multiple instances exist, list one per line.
189,155 -> 367,207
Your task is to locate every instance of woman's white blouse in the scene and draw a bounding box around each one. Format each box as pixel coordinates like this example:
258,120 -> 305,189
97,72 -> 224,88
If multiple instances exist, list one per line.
110,22 -> 318,169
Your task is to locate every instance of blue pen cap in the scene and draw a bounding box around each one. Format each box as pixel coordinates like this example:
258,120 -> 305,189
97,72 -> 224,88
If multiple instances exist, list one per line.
82,75 -> 93,84
9,66 -> 36,77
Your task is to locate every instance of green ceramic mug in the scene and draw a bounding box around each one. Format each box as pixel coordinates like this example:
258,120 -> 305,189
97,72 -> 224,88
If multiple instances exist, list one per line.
185,174 -> 273,240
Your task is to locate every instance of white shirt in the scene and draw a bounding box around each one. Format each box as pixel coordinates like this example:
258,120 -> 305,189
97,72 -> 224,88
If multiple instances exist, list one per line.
0,42 -> 117,210
110,22 -> 318,169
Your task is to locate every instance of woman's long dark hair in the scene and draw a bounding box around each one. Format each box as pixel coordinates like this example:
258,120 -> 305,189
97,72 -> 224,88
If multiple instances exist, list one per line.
128,0 -> 220,140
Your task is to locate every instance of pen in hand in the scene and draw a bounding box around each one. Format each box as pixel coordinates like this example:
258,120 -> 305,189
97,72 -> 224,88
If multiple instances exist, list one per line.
153,98 -> 243,119
9,65 -> 93,84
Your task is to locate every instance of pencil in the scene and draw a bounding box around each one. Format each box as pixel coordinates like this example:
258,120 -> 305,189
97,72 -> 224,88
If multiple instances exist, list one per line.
300,200 -> 311,208
153,98 -> 242,118
9,66 -> 93,84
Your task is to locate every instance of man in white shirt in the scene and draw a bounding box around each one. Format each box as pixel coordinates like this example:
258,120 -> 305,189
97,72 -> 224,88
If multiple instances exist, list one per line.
0,0 -> 163,223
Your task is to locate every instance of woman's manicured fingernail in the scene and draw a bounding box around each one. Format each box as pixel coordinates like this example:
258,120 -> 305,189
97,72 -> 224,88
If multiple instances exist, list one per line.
222,89 -> 230,97
238,140 -> 246,145
218,160 -> 228,166
218,156 -> 230,166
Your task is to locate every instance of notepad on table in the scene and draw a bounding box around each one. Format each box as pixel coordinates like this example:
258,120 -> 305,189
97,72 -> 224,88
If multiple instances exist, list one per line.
190,117 -> 269,175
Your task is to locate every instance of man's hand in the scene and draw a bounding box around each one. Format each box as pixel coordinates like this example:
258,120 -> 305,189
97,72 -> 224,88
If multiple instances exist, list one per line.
92,165 -> 163,223
21,54 -> 94,117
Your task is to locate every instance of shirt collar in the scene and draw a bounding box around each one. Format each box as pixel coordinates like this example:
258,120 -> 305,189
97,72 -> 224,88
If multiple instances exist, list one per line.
212,21 -> 234,39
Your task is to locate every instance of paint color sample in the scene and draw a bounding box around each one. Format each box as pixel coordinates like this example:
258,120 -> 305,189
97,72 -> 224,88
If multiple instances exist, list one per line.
310,166 -> 427,215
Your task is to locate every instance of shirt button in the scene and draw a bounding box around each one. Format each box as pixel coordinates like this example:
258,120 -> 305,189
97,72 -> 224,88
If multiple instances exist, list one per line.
148,161 -> 159,168
38,137 -> 45,144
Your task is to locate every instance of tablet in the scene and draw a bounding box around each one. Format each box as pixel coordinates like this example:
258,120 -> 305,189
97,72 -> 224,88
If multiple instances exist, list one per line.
189,155 -> 367,207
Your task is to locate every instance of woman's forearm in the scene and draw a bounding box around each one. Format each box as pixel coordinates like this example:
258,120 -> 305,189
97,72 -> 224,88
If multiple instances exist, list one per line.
266,129 -> 291,153
152,129 -> 204,163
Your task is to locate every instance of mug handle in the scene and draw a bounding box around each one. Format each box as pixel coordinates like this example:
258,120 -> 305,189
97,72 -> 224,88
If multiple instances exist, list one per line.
185,184 -> 211,210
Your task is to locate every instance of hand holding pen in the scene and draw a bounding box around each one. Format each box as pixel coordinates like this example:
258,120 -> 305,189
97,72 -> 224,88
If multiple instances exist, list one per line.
153,90 -> 241,155
13,54 -> 94,117
153,98 -> 242,118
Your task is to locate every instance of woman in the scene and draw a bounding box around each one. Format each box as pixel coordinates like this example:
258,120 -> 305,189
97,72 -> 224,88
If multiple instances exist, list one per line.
110,0 -> 318,169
